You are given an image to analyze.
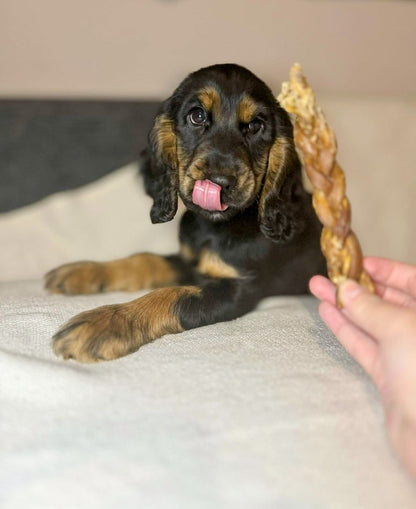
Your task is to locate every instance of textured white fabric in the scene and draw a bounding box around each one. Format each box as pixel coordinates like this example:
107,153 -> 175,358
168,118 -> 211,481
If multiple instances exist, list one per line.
1,281 -> 416,508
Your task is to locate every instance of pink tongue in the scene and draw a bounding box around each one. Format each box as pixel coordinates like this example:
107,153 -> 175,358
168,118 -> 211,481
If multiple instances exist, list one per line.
192,180 -> 229,211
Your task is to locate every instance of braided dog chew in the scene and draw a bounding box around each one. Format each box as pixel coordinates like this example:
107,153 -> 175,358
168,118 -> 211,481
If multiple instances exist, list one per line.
278,63 -> 374,305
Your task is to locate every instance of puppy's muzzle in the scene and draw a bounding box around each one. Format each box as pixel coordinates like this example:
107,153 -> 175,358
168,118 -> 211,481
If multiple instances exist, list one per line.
192,178 -> 230,211
191,150 -> 242,211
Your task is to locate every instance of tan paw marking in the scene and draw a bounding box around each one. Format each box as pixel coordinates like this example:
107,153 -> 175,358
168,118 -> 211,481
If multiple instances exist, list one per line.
45,262 -> 109,295
53,303 -> 140,363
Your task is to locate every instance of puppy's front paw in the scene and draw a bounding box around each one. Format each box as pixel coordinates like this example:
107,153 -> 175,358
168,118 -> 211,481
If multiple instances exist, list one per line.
53,304 -> 140,362
45,261 -> 109,295
52,287 -> 192,362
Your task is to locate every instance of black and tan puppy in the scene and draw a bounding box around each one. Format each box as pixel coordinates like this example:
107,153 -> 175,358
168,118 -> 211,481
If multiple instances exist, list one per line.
45,64 -> 326,362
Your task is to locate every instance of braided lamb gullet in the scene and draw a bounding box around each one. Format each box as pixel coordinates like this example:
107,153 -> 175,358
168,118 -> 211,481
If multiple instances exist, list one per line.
277,63 -> 374,306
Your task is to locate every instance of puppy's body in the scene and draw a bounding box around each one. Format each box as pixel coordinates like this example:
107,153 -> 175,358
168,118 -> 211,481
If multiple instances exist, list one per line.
46,64 -> 326,362
160,202 -> 323,325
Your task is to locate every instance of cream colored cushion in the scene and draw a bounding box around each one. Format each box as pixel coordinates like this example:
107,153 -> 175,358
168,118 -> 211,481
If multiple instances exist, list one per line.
0,163 -> 181,281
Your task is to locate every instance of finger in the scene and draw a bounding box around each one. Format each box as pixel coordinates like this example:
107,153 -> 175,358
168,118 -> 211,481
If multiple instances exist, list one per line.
319,301 -> 381,385
339,279 -> 416,344
373,281 -> 416,311
309,275 -> 336,304
364,256 -> 416,299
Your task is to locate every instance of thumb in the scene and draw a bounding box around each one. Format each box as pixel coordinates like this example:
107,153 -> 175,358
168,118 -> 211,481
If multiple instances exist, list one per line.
339,279 -> 415,344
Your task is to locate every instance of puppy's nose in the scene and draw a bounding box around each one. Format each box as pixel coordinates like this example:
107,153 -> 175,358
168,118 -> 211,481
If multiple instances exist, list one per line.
209,174 -> 237,190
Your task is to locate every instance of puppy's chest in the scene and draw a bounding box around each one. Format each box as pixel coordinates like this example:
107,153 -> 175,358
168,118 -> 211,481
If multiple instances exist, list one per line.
180,237 -> 242,279
179,213 -> 270,279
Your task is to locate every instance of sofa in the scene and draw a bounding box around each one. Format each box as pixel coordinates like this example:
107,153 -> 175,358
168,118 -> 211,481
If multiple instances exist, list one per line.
1,97 -> 415,508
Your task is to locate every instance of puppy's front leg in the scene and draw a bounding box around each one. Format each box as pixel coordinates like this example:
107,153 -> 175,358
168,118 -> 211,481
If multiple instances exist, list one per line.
53,278 -> 259,362
53,286 -> 201,362
45,253 -> 188,295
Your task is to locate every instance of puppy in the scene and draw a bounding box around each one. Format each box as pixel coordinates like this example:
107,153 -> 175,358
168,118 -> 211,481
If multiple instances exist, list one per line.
45,64 -> 326,362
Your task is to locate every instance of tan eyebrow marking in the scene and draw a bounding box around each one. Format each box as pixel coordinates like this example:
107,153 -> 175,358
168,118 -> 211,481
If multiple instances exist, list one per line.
237,94 -> 258,123
198,87 -> 222,118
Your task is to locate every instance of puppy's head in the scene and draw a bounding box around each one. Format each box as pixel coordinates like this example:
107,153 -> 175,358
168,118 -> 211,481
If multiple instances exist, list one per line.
147,63 -> 304,242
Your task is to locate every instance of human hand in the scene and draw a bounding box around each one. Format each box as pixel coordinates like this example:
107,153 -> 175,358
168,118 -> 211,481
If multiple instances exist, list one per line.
309,256 -> 416,478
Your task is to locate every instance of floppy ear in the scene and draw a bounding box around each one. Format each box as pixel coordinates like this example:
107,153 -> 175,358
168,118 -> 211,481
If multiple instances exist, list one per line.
142,106 -> 179,224
258,132 -> 306,243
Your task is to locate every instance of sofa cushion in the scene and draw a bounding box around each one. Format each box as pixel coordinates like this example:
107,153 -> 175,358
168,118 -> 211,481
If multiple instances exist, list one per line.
0,163 -> 183,281
0,100 -> 160,212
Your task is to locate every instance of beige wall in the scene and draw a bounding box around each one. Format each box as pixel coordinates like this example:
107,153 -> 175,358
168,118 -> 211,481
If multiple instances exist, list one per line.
1,0 -> 415,99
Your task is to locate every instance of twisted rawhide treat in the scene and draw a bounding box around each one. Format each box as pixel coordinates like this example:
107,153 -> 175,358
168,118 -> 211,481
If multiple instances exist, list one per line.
278,63 -> 374,305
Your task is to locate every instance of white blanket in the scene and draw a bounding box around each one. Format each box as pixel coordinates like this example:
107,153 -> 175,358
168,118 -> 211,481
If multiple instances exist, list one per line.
2,280 -> 416,508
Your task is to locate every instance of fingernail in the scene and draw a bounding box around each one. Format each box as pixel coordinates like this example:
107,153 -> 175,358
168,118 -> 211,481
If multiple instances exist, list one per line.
339,279 -> 364,305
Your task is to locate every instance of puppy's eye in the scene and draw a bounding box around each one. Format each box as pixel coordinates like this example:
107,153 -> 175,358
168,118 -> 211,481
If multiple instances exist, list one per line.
241,118 -> 264,136
188,107 -> 208,126
247,119 -> 263,134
